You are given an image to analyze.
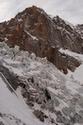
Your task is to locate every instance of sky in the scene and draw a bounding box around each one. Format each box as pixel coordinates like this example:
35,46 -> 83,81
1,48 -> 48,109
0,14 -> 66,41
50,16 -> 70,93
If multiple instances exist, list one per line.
0,0 -> 83,24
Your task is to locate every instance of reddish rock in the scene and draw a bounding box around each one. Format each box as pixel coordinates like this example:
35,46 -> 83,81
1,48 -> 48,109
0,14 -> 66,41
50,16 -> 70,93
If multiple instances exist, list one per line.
0,6 -> 81,73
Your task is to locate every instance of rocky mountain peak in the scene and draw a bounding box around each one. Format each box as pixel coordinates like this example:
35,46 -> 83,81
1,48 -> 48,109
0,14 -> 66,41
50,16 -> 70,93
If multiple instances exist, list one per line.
0,6 -> 82,73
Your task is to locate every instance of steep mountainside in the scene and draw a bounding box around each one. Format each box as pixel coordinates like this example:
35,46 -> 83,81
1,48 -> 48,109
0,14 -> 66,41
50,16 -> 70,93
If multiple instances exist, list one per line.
0,42 -> 83,125
76,24 -> 83,38
0,6 -> 82,74
0,5 -> 83,125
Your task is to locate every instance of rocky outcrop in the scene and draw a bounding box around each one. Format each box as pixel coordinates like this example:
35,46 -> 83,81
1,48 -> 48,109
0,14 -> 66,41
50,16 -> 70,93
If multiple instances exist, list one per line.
33,110 -> 48,122
0,62 -> 20,90
76,24 -> 83,38
0,6 -> 82,73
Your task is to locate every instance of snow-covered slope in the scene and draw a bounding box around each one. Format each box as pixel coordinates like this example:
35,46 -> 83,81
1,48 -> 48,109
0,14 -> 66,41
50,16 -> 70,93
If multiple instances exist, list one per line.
59,48 -> 83,85
0,71 -> 45,125
0,42 -> 83,125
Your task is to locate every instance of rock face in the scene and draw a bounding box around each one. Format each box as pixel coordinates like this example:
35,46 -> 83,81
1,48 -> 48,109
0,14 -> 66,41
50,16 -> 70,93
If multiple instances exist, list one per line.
0,62 -> 21,90
33,110 -> 48,122
0,6 -> 82,73
76,24 -> 83,38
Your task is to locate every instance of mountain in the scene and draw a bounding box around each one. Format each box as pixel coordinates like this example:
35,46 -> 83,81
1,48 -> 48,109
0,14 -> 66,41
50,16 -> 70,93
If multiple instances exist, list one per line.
0,6 -> 82,74
0,6 -> 83,125
0,42 -> 83,125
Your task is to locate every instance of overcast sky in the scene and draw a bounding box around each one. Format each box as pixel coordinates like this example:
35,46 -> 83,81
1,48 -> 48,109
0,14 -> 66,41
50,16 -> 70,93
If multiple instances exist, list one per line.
0,0 -> 83,24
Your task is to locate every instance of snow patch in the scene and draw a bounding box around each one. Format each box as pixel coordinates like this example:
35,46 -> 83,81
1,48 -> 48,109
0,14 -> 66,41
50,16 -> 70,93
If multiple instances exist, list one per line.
24,30 -> 38,41
59,48 -> 83,62
73,64 -> 83,85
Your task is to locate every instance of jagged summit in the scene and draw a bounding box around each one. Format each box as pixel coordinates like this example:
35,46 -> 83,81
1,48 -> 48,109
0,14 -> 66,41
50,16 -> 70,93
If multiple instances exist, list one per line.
0,6 -> 82,73
15,5 -> 47,17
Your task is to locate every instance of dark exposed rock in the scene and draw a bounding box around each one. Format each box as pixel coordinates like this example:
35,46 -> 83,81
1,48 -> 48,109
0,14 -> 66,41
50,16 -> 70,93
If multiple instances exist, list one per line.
0,121 -> 4,125
26,101 -> 34,107
0,6 -> 81,73
0,62 -> 20,90
76,24 -> 83,37
44,88 -> 51,101
56,111 -> 71,125
0,113 -> 3,117
53,16 -> 83,53
27,77 -> 34,83
56,114 -> 66,123
50,118 -> 55,123
73,113 -> 83,123
33,110 -> 48,122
